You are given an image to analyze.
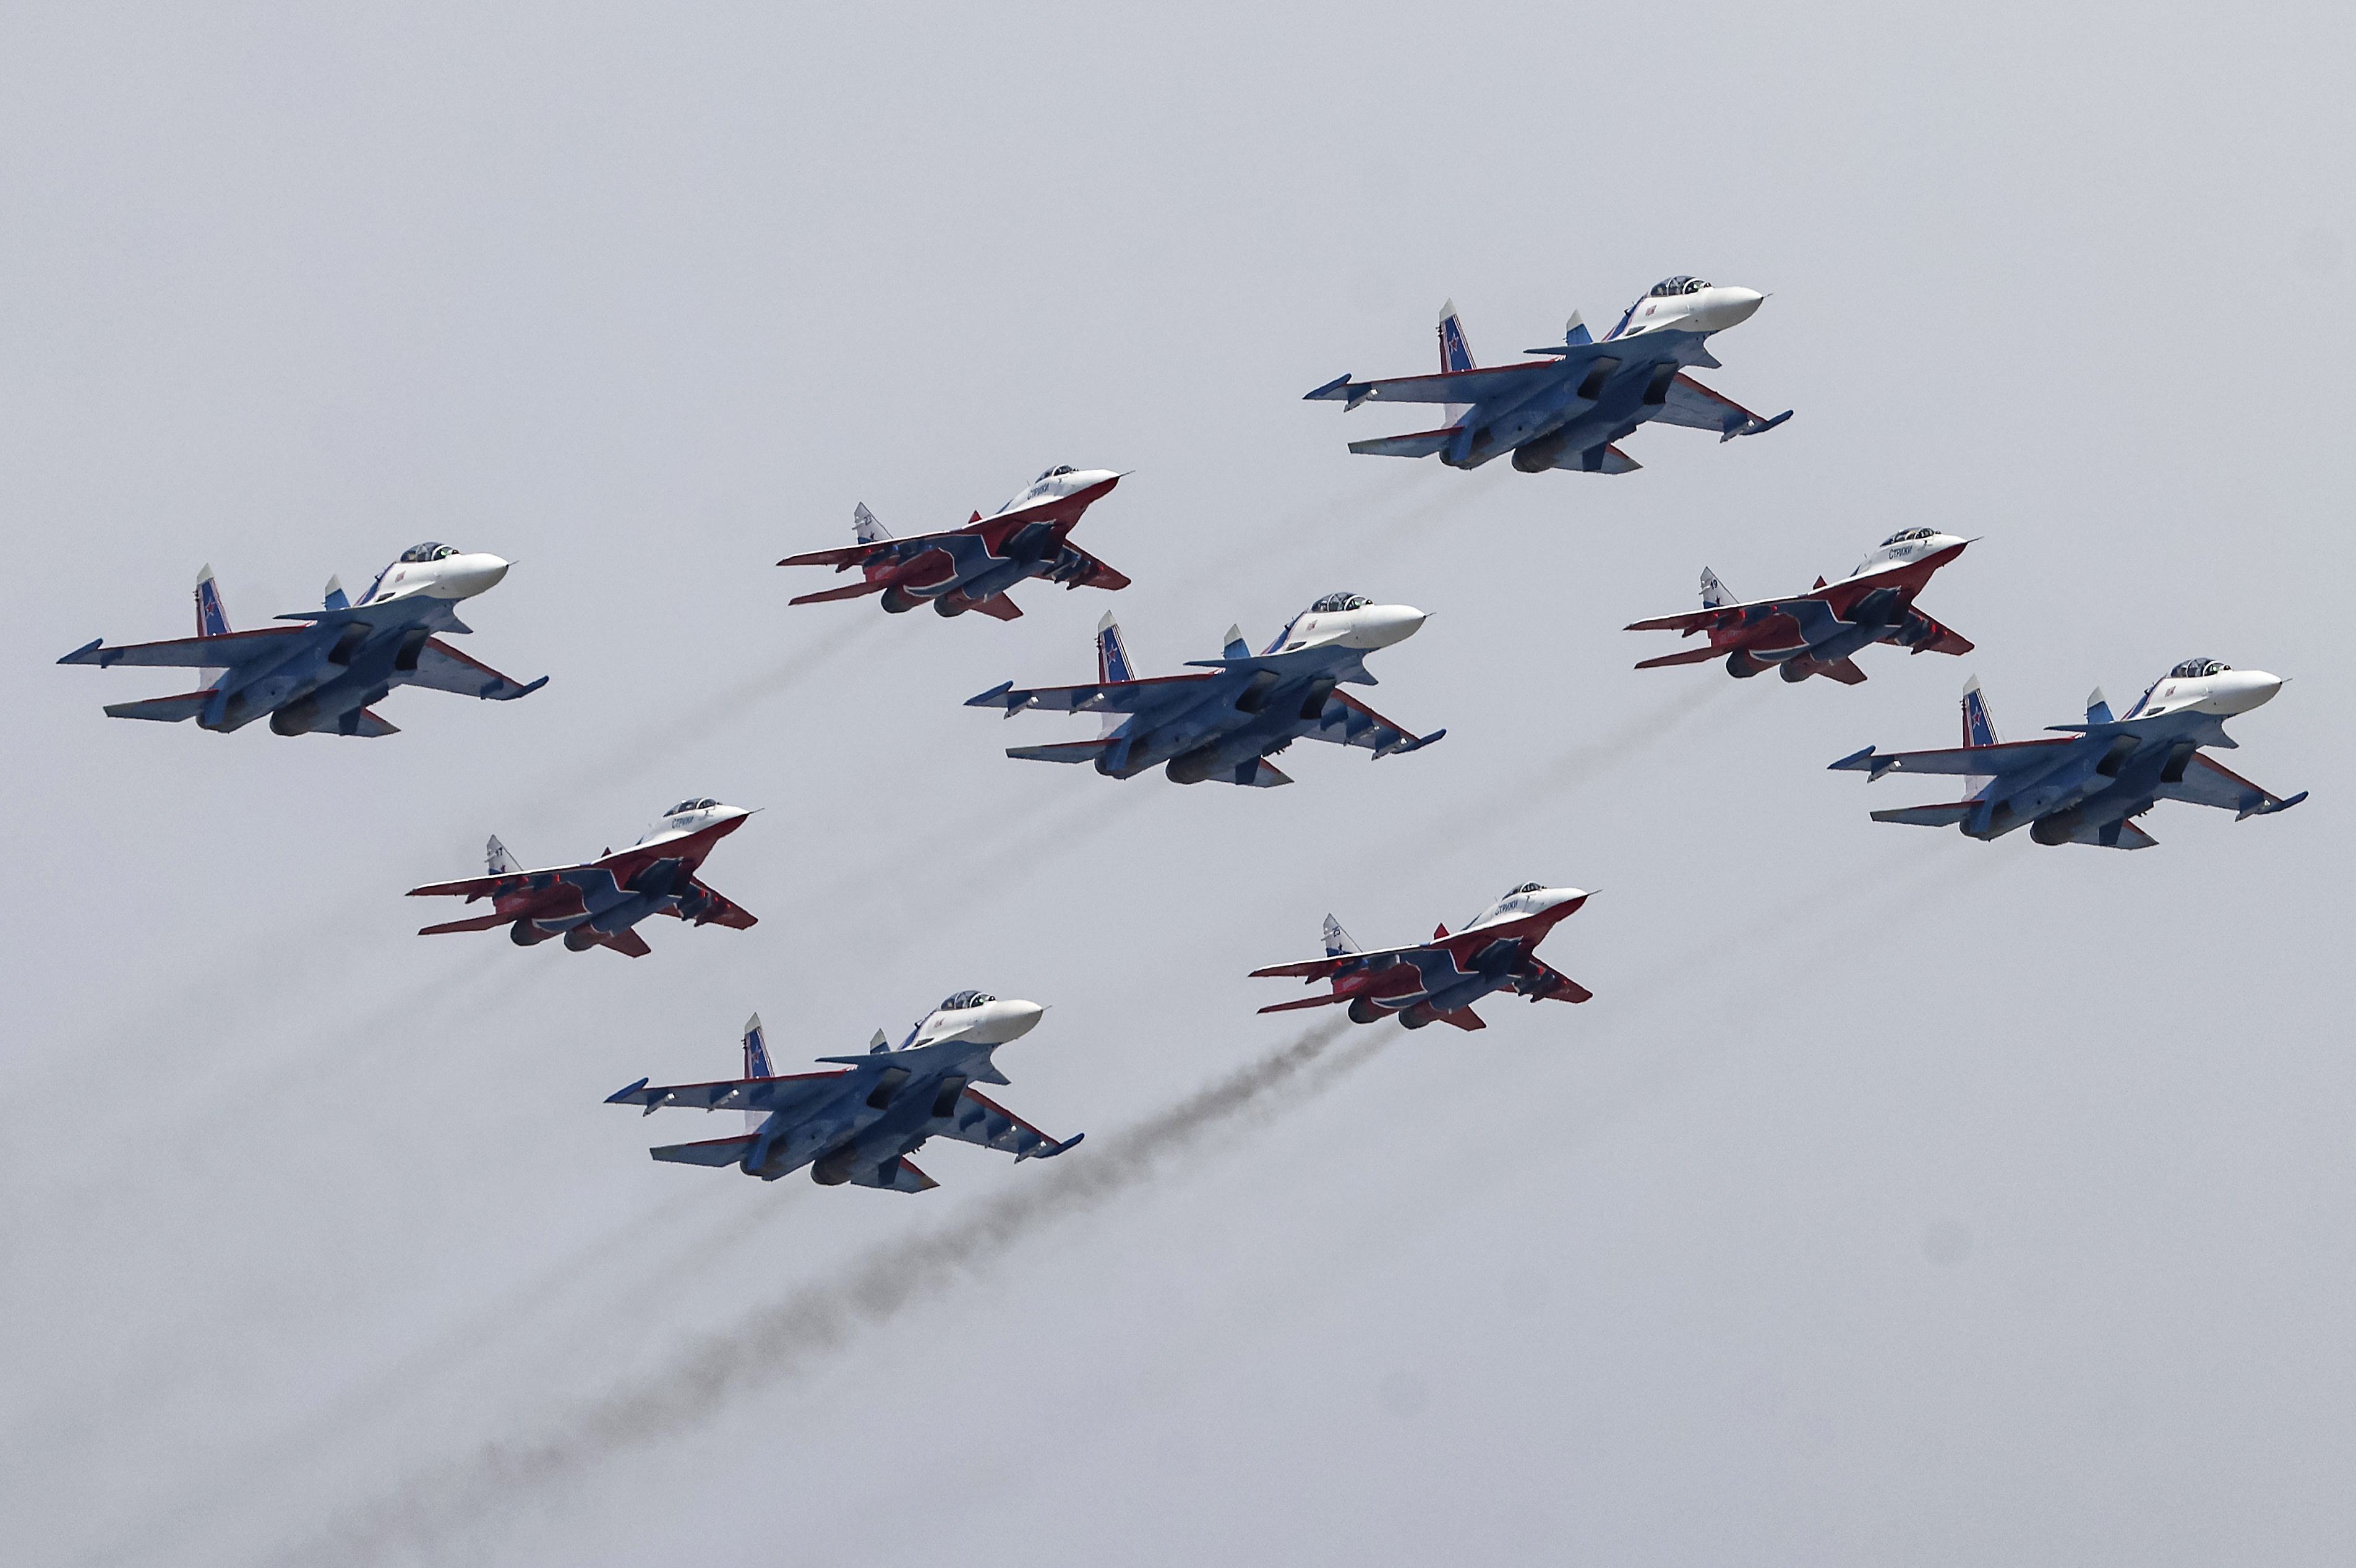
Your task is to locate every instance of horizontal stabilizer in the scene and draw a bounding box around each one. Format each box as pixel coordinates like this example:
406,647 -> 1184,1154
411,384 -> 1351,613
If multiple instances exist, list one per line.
788,578 -> 891,606
1006,738 -> 1118,765
651,1134 -> 758,1168
1256,992 -> 1353,1015
1869,801 -> 1980,827
1817,656 -> 1868,686
101,690 -> 214,724
1633,646 -> 1723,670
1348,426 -> 1463,459
1437,1006 -> 1486,1032
594,927 -> 653,958
847,1154 -> 938,1193
418,912 -> 516,936
966,593 -> 1023,622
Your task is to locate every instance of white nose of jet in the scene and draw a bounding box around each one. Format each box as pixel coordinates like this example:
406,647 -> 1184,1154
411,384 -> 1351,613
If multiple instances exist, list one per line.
964,998 -> 1046,1044
2206,670 -> 2285,714
1347,605 -> 1428,649
436,553 -> 512,599
1689,286 -> 1765,331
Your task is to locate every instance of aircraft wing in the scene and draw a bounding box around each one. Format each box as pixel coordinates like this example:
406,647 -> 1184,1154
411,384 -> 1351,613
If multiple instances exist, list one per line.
1650,374 -> 1793,440
669,875 -> 758,928
401,638 -> 547,701
1303,360 -> 1569,408
607,1069 -> 849,1116
1515,958 -> 1593,1005
408,868 -> 569,902
1252,903 -> 1582,982
1053,545 -> 1131,591
1300,691 -> 1444,758
57,626 -> 309,668
967,674 -> 1212,715
1829,737 -> 2077,778
932,1088 -> 1079,1160
2152,755 -> 2308,818
779,534 -> 949,570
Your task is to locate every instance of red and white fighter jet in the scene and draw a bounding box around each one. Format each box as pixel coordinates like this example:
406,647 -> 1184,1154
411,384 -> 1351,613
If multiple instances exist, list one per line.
1626,527 -> 1975,684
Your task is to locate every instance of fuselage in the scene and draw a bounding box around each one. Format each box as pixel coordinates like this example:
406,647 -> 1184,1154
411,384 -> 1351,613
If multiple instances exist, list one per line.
1973,664 -> 2284,843
1720,529 -> 1968,674
876,467 -> 1121,615
212,544 -> 514,734
1454,278 -> 1766,471
503,803 -> 752,947
750,996 -> 1048,1182
1327,885 -> 1587,1027
1100,599 -> 1427,782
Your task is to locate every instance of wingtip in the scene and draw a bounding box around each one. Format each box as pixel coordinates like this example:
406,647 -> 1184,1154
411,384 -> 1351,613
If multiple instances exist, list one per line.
1830,745 -> 1877,771
606,1077 -> 651,1105
58,636 -> 103,665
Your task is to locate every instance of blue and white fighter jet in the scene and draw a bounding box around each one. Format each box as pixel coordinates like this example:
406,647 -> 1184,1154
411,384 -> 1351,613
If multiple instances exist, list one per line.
57,546 -> 545,737
609,999 -> 1083,1192
1830,659 -> 2307,849
1304,281 -> 1791,474
967,595 -> 1445,787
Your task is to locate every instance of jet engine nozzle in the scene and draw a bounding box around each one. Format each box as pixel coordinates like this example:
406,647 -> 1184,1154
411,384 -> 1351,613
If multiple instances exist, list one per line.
1687,286 -> 1765,332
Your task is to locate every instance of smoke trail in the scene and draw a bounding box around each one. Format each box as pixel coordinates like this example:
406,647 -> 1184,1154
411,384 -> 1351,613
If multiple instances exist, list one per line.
1424,682 -> 1738,857
280,1016 -> 1378,1566
537,619 -> 878,806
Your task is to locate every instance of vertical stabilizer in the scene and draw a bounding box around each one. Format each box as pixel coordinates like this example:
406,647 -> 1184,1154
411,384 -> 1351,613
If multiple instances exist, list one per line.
194,565 -> 232,687
1222,624 -> 1248,660
1322,914 -> 1359,957
854,502 -> 890,544
2085,687 -> 2112,724
194,567 -> 232,638
1438,299 -> 1477,426
1961,677 -> 1999,747
323,575 -> 349,612
485,835 -> 522,875
1700,567 -> 1734,610
742,1014 -> 772,1131
1564,309 -> 1593,346
1095,611 -> 1134,683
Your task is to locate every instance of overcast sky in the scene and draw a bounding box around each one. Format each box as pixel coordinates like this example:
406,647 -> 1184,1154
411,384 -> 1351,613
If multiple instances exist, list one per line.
4,2 -> 2352,1564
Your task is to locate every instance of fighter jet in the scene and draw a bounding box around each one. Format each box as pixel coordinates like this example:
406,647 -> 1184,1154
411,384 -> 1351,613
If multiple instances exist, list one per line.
1627,528 -> 1976,684
406,800 -> 758,957
1830,660 -> 2308,849
1303,283 -> 1791,474
967,595 -> 1444,787
1249,884 -> 1593,1032
608,998 -> 1084,1191
778,466 -> 1131,620
56,546 -> 544,737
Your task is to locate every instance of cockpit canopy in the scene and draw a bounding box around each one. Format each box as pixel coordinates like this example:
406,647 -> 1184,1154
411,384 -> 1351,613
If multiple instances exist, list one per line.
1648,276 -> 1711,298
1504,881 -> 1547,896
2170,658 -> 2230,679
1309,591 -> 1371,613
398,542 -> 459,563
1035,465 -> 1076,481
666,798 -> 719,815
938,990 -> 996,1011
1878,527 -> 1940,547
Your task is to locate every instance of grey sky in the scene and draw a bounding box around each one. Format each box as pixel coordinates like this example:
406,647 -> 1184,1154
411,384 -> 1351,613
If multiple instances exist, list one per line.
3,2 -> 2351,1563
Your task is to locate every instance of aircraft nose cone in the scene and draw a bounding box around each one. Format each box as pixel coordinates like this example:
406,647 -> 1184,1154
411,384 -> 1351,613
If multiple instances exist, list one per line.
980,999 -> 1046,1042
445,554 -> 511,596
1699,286 -> 1764,328
1364,606 -> 1428,647
2231,671 -> 2285,711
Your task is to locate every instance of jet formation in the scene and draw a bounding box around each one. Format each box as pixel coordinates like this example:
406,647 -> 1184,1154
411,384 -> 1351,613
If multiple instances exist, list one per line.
1831,661 -> 2306,849
54,265 -> 2314,1207
968,596 -> 1444,787
407,800 -> 759,957
1304,280 -> 1791,475
1626,529 -> 1975,684
779,466 -> 1129,620
58,545 -> 544,737
1251,885 -> 1593,1031
609,998 -> 1082,1192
